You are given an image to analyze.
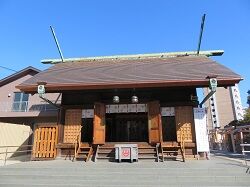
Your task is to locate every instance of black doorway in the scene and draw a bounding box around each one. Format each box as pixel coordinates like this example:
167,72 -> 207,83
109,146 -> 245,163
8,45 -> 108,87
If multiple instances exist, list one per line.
81,118 -> 93,143
106,113 -> 148,142
162,116 -> 177,142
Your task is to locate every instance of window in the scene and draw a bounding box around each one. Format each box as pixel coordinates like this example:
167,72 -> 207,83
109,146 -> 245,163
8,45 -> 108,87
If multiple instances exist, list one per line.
12,92 -> 29,112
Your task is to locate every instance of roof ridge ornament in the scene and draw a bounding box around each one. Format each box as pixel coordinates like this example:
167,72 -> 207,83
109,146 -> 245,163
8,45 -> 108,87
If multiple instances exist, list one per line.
50,26 -> 64,63
41,50 -> 224,64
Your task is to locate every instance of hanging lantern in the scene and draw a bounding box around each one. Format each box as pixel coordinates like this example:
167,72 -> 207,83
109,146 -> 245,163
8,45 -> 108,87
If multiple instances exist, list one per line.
113,95 -> 120,103
131,95 -> 138,104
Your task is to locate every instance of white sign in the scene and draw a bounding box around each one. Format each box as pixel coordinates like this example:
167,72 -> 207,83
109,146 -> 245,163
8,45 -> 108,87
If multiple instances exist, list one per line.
136,104 -> 146,112
161,107 -> 175,116
109,105 -> 119,113
118,104 -> 128,113
106,105 -> 110,113
193,108 -> 209,152
128,104 -> 137,113
106,104 -> 147,113
82,109 -> 94,118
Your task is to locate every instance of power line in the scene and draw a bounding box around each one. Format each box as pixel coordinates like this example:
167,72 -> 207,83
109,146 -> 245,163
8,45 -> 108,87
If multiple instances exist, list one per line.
0,65 -> 17,72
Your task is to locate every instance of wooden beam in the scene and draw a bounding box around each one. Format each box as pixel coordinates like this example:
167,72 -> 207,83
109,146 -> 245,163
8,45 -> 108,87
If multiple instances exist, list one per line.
17,78 -> 241,93
240,132 -> 244,154
230,132 -> 236,153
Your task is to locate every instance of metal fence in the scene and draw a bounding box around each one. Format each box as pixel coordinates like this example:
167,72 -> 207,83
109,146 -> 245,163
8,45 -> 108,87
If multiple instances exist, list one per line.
0,145 -> 33,166
240,144 -> 250,167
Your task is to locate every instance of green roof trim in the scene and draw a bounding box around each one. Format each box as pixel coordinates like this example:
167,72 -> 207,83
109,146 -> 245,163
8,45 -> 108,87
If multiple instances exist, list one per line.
41,50 -> 224,64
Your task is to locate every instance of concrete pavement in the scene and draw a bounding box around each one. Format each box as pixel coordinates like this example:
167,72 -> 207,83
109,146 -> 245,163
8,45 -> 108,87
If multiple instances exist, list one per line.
0,156 -> 249,187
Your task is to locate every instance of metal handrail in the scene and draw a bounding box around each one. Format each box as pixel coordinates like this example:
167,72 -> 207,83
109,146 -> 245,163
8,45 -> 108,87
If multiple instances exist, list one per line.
0,145 -> 32,148
240,144 -> 250,166
0,100 -> 61,112
0,144 -> 33,166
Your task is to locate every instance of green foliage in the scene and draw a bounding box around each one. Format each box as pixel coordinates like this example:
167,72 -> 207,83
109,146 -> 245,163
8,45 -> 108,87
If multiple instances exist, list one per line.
242,108 -> 250,123
227,109 -> 250,127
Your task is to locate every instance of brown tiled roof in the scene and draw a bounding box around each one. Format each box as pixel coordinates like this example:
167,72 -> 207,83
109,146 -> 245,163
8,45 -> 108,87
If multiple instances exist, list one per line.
0,66 -> 40,87
17,56 -> 242,92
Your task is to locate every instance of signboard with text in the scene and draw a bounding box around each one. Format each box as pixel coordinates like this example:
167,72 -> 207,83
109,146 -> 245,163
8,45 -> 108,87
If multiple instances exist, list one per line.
193,108 -> 209,152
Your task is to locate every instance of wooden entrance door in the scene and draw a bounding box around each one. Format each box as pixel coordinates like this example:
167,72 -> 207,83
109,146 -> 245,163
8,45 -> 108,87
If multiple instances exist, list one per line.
148,101 -> 162,143
32,124 -> 58,159
93,102 -> 106,144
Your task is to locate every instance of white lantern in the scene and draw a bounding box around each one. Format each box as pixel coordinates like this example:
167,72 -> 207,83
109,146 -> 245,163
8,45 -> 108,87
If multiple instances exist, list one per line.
131,95 -> 138,104
113,96 -> 120,103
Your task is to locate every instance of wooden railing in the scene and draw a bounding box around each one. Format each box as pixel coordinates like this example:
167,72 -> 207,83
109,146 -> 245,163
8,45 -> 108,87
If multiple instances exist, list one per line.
73,127 -> 82,161
0,145 -> 33,166
180,130 -> 186,162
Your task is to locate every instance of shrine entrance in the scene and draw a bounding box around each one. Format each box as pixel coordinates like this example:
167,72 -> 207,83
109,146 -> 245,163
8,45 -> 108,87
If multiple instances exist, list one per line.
105,113 -> 148,142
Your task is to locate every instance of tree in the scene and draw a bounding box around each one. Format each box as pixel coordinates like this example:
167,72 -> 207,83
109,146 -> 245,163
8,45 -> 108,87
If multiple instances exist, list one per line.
242,108 -> 250,124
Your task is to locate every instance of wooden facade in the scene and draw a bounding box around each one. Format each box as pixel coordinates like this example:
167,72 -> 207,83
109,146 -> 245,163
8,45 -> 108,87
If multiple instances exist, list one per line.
35,87 -> 198,160
4,50 -> 240,164
64,109 -> 82,143
175,106 -> 195,142
32,123 -> 58,159
18,55 -> 241,161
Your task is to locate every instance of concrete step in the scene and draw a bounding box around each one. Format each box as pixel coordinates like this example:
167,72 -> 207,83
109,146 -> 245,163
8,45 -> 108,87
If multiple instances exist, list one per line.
98,149 -> 114,153
0,184 -> 249,187
139,153 -> 156,156
138,150 -> 156,153
77,151 -> 89,154
1,168 -> 247,175
0,176 -> 249,186
75,155 -> 88,159
79,147 -> 91,150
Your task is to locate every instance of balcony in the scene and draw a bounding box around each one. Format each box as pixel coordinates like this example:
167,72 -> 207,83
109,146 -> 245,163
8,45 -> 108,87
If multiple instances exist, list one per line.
0,101 -> 60,117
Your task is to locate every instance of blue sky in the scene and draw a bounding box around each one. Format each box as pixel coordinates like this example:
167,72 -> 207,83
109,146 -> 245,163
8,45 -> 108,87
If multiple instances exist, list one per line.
0,0 -> 249,106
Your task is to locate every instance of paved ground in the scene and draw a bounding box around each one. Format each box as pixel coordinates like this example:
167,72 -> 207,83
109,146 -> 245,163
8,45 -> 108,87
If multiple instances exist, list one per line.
0,156 -> 250,187
0,155 -> 31,167
210,150 -> 250,166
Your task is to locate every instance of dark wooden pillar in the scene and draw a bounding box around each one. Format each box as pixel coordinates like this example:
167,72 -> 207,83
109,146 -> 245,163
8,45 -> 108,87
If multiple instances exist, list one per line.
148,101 -> 162,144
93,102 -> 106,144
57,107 -> 65,143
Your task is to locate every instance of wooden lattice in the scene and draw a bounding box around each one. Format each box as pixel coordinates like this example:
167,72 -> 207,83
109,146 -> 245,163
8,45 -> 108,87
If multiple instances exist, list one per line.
32,123 -> 58,159
64,109 -> 82,143
175,106 -> 195,142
